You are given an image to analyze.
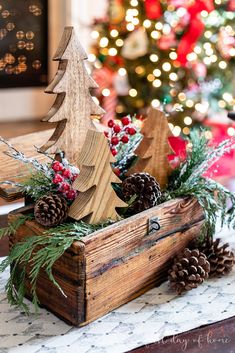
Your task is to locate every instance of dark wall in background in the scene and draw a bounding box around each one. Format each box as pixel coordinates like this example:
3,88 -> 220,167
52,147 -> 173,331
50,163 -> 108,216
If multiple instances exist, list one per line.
0,0 -> 48,88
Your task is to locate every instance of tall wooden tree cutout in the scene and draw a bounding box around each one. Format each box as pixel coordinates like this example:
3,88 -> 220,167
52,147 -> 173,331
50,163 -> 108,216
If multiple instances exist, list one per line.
40,26 -> 105,164
69,129 -> 127,223
128,107 -> 173,188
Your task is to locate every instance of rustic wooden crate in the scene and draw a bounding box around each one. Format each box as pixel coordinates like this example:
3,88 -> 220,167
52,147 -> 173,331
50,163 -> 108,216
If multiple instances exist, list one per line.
9,197 -> 204,326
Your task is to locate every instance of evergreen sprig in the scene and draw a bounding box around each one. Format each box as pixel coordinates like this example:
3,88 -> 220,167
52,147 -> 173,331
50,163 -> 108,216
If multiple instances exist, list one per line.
0,219 -> 114,312
0,214 -> 34,240
165,128 -> 235,237
21,170 -> 56,201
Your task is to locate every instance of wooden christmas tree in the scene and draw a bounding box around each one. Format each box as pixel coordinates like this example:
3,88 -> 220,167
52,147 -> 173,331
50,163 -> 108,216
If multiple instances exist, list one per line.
128,107 -> 173,188
40,27 -> 105,164
69,129 -> 126,223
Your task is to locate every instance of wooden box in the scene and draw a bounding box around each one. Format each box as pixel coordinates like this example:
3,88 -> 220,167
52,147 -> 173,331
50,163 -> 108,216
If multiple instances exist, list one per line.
9,197 -> 204,326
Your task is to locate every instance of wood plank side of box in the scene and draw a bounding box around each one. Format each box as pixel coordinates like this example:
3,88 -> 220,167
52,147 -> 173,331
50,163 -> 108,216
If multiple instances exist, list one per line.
9,197 -> 204,326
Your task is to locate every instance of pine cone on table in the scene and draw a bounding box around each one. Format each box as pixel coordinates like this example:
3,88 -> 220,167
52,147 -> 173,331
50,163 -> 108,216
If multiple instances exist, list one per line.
122,172 -> 161,214
34,193 -> 68,227
168,248 -> 210,294
200,238 -> 235,277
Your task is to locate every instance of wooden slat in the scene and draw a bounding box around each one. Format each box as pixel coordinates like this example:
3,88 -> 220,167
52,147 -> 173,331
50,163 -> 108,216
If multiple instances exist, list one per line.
9,214 -> 86,326
84,221 -> 203,323
82,197 -> 203,276
9,197 -> 205,326
0,130 -> 53,201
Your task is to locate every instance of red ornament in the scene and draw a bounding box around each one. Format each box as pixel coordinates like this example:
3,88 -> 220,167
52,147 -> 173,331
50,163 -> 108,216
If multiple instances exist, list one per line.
121,135 -> 129,144
111,136 -> 119,145
144,0 -> 162,20
52,161 -> 63,172
113,124 -> 121,133
108,119 -> 115,128
121,116 -> 131,126
62,169 -> 72,179
127,127 -> 137,135
53,174 -> 64,184
111,148 -> 118,156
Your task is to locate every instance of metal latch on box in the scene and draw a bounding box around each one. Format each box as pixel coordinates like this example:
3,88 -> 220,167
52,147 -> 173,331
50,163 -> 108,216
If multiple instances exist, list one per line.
148,217 -> 161,235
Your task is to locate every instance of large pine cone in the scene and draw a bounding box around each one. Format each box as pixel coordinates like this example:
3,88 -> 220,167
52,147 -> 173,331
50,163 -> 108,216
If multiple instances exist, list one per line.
200,238 -> 234,277
122,172 -> 161,214
34,193 -> 68,227
168,248 -> 210,294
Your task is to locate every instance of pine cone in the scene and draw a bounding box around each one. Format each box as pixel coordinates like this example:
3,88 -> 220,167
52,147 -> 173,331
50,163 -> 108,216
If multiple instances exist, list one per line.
34,193 -> 68,227
168,248 -> 210,294
200,238 -> 234,277
122,172 -> 161,214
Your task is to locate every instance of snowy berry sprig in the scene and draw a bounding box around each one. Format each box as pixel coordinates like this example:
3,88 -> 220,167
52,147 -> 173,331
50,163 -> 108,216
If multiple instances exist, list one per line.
51,161 -> 79,202
106,116 -> 137,157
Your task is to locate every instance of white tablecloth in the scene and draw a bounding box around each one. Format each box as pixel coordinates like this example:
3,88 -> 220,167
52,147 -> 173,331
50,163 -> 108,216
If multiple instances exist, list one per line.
0,225 -> 235,353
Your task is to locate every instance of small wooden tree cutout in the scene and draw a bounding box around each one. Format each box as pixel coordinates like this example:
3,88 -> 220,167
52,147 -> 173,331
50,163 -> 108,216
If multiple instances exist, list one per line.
68,129 -> 127,223
40,26 -> 105,164
128,107 -> 173,188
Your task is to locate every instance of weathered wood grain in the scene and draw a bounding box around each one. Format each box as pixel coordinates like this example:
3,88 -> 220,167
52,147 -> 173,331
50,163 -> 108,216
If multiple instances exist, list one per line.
9,212 -> 86,326
81,197 -> 203,276
0,130 -> 53,201
40,26 -> 105,164
85,221 -> 203,323
68,129 -> 127,223
9,197 -> 204,326
128,108 -> 173,188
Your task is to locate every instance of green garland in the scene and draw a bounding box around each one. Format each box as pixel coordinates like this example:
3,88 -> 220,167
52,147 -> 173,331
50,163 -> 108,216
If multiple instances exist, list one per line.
0,220 -> 114,312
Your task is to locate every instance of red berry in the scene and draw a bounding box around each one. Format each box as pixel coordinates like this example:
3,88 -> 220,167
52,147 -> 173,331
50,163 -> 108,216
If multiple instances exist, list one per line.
111,136 -> 119,145
62,169 -> 72,179
108,119 -> 114,128
104,131 -> 109,137
59,182 -> 71,192
66,189 -> 77,201
113,124 -> 121,133
111,148 -> 118,156
53,174 -> 64,184
52,161 -> 63,172
71,174 -> 78,182
121,135 -> 129,143
121,116 -> 131,126
128,127 -> 137,135
113,167 -> 121,176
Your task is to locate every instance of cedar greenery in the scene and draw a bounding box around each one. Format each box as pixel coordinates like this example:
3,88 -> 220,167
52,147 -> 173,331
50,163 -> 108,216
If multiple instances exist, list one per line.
163,128 -> 235,237
0,214 -> 33,240
0,220 -> 114,312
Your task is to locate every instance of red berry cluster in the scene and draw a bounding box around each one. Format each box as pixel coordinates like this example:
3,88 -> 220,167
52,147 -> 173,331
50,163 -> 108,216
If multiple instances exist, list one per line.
106,117 -> 137,157
51,161 -> 78,201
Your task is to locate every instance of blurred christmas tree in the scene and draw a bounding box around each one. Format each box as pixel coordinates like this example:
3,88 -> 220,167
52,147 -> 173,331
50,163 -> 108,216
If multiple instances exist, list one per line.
90,0 -> 235,136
